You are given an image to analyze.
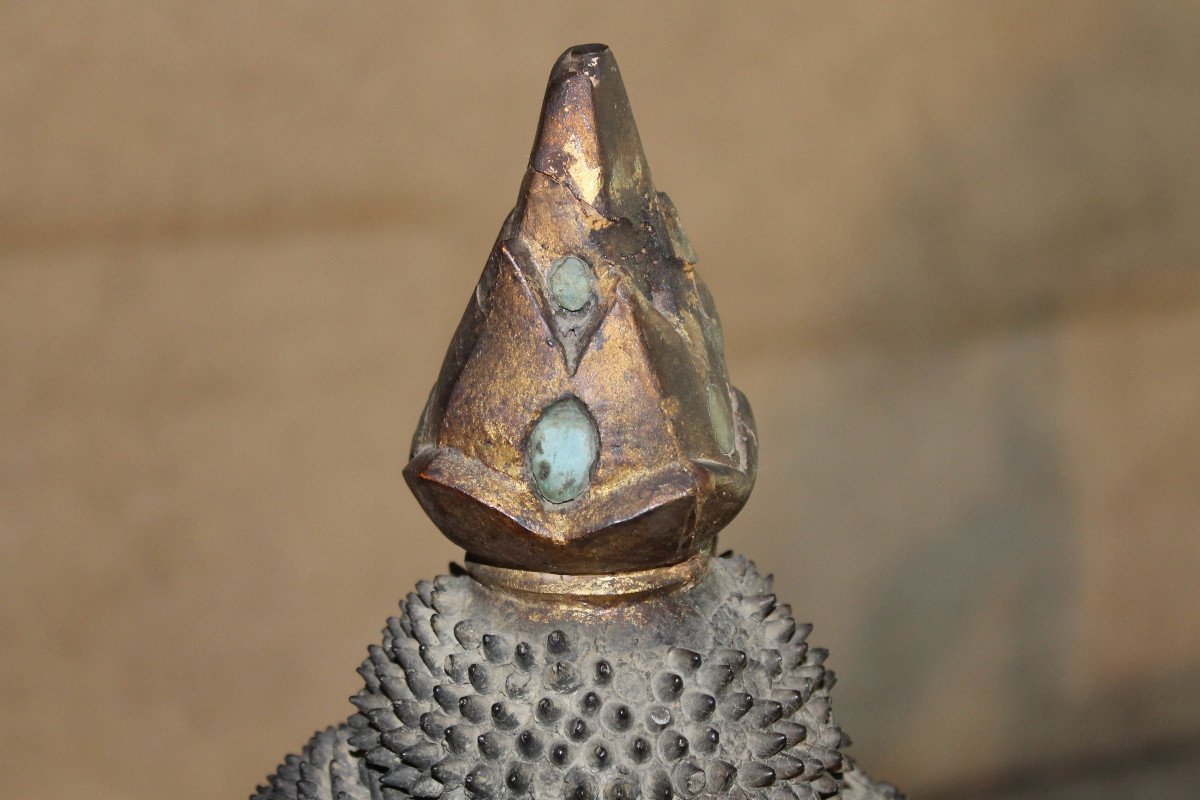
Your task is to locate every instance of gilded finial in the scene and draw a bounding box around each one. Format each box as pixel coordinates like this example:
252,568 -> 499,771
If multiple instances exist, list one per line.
405,44 -> 758,575
253,45 -> 900,800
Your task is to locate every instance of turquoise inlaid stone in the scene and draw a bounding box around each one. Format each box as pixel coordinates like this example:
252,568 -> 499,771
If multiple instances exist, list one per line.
527,397 -> 599,503
707,383 -> 736,455
548,255 -> 595,312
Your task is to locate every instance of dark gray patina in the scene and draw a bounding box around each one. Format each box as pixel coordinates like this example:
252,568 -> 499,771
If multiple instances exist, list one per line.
253,555 -> 899,800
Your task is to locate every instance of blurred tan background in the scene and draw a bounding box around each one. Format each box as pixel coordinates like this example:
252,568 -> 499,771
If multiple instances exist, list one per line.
3,2 -> 1199,798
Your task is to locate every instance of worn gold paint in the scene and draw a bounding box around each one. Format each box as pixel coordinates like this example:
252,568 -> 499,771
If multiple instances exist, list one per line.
464,548 -> 711,600
405,44 -> 757,575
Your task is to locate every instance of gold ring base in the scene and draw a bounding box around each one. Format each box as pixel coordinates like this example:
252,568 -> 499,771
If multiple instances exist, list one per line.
464,551 -> 711,599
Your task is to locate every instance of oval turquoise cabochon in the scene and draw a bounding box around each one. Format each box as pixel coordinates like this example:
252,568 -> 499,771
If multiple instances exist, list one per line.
527,397 -> 599,503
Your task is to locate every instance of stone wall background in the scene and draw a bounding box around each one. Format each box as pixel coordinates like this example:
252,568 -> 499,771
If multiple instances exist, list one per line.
2,3 -> 1198,798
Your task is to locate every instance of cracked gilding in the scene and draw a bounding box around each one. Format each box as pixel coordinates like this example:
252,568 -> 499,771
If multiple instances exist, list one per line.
404,44 -> 758,575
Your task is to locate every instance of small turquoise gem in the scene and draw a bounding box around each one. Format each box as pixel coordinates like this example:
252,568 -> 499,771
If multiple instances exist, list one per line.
527,397 -> 599,503
548,255 -> 595,312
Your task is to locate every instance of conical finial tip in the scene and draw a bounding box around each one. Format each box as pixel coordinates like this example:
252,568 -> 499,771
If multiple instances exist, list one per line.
533,43 -> 651,219
406,45 -> 756,575
551,43 -> 613,74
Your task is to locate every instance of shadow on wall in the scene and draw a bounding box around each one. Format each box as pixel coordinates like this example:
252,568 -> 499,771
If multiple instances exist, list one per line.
839,327 -> 1070,779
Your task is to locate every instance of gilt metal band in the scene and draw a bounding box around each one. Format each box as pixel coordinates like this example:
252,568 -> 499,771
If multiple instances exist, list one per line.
464,550 -> 711,598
